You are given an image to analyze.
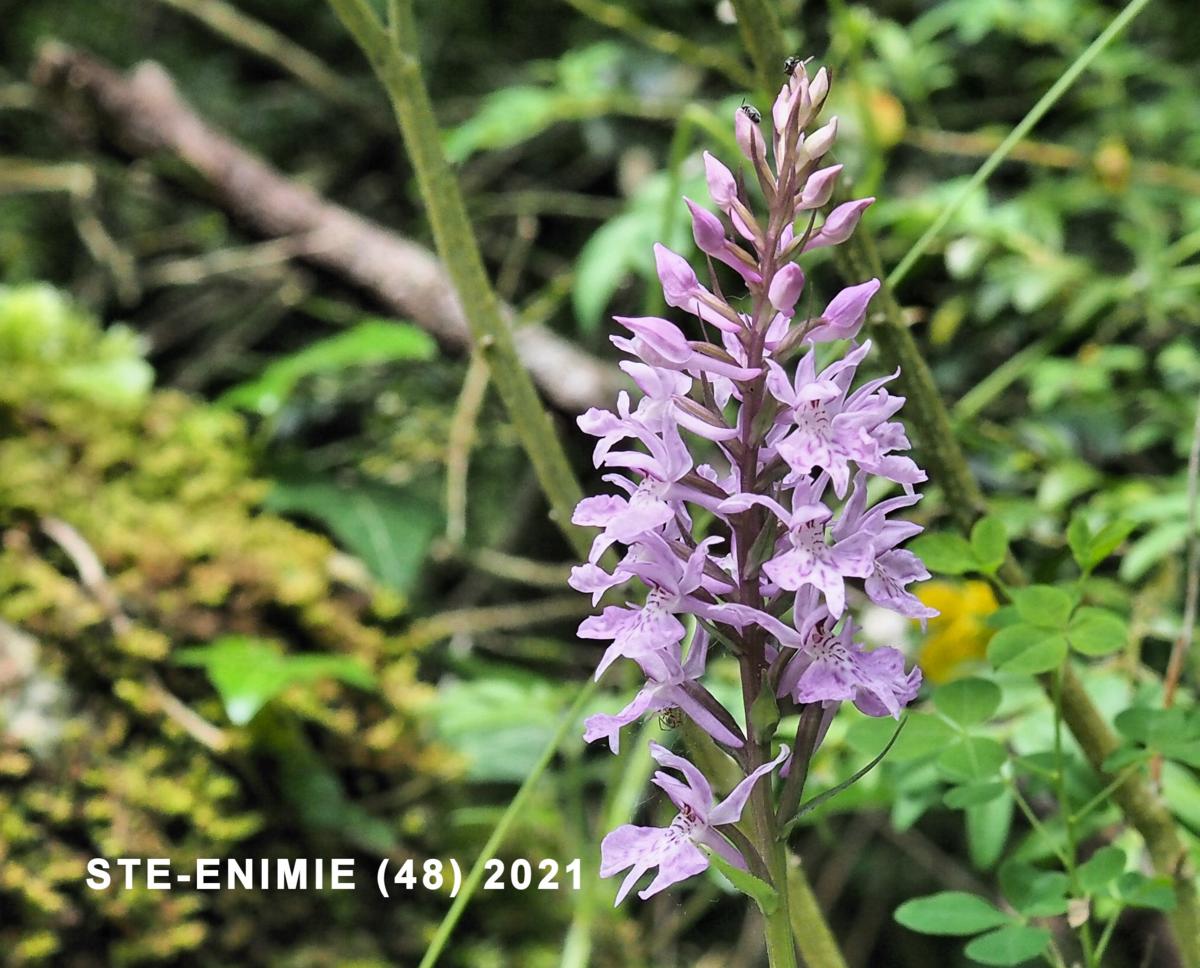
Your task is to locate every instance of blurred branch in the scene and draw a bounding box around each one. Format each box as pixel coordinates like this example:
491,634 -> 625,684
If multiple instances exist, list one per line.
560,0 -> 755,89
30,42 -> 623,416
141,235 -> 323,287
469,189 -> 622,221
431,543 -> 574,588
906,126 -> 1200,196
147,0 -> 393,132
443,352 -> 490,547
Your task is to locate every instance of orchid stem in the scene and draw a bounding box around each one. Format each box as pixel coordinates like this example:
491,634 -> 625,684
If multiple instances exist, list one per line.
788,859 -> 850,968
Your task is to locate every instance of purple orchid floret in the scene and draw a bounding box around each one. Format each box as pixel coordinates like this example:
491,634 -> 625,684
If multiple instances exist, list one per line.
583,629 -> 745,753
569,57 -> 934,905
601,742 -> 789,904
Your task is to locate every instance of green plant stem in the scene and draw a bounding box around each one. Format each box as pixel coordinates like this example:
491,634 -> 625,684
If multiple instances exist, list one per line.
886,0 -> 1154,290
728,0 -> 787,96
751,787 -> 798,968
417,679 -> 599,968
777,704 -> 822,823
1052,665 -> 1097,965
788,860 -> 850,968
326,0 -> 591,561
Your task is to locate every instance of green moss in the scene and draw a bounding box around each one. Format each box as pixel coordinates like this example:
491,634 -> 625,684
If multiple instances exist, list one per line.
0,285 -> 454,965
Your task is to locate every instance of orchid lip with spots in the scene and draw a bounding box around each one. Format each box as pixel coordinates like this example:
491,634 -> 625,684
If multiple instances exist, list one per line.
569,57 -> 935,911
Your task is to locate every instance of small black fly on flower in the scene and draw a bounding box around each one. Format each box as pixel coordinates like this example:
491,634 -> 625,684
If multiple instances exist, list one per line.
783,55 -> 803,76
739,101 -> 762,124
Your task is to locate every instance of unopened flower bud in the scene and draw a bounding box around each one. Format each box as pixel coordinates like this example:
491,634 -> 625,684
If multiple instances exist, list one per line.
808,66 -> 829,108
684,197 -> 727,257
805,279 -> 881,343
801,117 -> 838,164
803,197 -> 874,251
654,243 -> 700,308
768,263 -> 806,316
703,151 -> 737,210
797,164 -> 843,211
735,104 -> 766,163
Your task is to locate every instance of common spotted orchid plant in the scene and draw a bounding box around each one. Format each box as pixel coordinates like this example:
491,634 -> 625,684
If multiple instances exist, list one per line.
569,57 -> 933,955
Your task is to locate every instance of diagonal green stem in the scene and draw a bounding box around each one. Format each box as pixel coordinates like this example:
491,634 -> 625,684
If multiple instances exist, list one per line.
326,0 -> 591,560
887,0 -> 1153,290
418,680 -> 599,968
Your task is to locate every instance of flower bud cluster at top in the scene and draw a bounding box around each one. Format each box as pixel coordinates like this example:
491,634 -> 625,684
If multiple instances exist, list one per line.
567,58 -> 935,905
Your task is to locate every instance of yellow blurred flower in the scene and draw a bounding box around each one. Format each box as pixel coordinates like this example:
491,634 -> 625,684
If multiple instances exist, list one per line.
917,581 -> 999,683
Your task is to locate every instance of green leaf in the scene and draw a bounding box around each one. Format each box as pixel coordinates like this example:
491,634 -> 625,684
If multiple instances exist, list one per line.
846,712 -> 957,762
1113,707 -> 1200,767
573,212 -> 652,331
1117,872 -> 1176,911
944,781 -> 1006,809
1066,515 -> 1092,571
1065,608 -> 1127,656
966,789 -> 1013,870
1102,745 -> 1149,773
937,736 -> 1008,783
1011,585 -> 1073,629
265,475 -> 441,593
442,43 -> 626,163
909,532 -> 978,575
278,754 -> 397,854
987,625 -> 1068,675
1120,521 -> 1189,583
1069,515 -> 1135,573
783,719 -> 907,832
934,678 -> 1002,727
895,891 -> 1011,936
1077,846 -> 1126,894
970,517 -> 1008,574
175,636 -> 376,726
964,925 -> 1051,966
220,319 -> 436,415
443,86 -> 566,164
571,167 -> 704,331
999,861 -> 1070,917
432,676 -> 600,783
705,847 -> 779,915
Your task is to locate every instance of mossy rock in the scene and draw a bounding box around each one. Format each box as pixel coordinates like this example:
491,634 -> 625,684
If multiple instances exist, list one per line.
0,284 -> 455,966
